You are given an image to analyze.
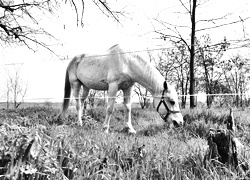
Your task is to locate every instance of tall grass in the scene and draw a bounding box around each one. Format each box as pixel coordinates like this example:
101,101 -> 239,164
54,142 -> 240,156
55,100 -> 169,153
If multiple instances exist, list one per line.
0,106 -> 250,179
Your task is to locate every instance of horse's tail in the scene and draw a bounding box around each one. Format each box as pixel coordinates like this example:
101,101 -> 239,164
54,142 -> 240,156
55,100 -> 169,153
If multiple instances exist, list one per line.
61,69 -> 71,114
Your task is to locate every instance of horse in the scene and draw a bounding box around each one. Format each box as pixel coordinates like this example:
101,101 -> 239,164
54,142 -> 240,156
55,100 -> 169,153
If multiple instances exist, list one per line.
60,44 -> 183,133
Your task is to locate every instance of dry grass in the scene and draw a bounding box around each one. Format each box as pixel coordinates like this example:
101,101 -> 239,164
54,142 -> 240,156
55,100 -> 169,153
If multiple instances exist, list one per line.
0,105 -> 250,179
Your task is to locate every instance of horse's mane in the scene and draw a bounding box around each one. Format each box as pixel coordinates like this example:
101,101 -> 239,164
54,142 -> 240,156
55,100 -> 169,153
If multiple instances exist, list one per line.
108,44 -> 155,70
107,44 -> 164,92
108,44 -> 120,51
132,54 -> 145,63
131,54 -> 155,70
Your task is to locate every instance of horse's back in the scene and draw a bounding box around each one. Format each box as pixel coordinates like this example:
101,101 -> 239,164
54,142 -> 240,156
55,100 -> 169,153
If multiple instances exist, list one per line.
68,47 -> 128,90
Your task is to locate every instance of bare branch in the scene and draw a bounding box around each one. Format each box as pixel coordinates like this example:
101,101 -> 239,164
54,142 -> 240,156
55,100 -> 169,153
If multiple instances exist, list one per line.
155,30 -> 191,52
196,13 -> 233,24
80,0 -> 84,26
69,0 -> 79,26
239,16 -> 247,38
92,0 -> 122,25
178,0 -> 191,15
196,16 -> 250,32
196,0 -> 210,8
154,18 -> 190,29
19,34 -> 58,55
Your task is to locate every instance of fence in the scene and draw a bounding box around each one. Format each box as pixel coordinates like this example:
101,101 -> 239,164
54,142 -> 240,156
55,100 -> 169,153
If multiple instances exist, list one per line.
0,92 -> 249,109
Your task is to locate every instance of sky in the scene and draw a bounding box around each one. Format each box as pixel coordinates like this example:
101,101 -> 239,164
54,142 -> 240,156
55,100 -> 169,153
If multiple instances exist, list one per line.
0,0 -> 249,103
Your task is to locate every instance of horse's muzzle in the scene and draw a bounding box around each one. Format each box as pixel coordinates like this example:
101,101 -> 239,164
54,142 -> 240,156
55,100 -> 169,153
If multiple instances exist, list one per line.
172,120 -> 182,127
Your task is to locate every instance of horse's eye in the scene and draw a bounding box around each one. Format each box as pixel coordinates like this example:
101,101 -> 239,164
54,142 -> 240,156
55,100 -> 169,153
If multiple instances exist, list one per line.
169,100 -> 175,105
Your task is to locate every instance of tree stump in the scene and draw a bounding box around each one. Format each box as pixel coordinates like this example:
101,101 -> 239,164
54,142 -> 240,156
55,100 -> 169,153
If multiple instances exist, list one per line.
204,128 -> 238,169
204,108 -> 239,170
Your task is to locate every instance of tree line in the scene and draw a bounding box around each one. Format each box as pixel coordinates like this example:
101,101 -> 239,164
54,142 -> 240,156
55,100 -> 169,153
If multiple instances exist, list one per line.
155,34 -> 250,108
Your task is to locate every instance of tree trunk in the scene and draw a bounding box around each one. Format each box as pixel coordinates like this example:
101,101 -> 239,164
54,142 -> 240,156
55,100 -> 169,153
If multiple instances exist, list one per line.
181,79 -> 185,108
207,85 -> 213,108
6,90 -> 9,109
189,0 -> 197,108
181,94 -> 186,109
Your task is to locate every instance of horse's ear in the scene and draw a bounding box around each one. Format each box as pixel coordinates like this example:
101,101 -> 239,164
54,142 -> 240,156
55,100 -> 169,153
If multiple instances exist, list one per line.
163,81 -> 168,90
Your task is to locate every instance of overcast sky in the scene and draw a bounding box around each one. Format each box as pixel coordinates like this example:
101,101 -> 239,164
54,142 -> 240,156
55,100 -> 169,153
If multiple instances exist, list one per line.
0,0 -> 249,102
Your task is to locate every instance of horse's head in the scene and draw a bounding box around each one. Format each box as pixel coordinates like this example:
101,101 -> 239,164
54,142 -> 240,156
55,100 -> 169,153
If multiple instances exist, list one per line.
155,81 -> 183,127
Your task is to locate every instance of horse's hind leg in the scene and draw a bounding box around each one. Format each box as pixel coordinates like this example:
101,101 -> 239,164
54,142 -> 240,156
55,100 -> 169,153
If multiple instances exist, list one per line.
123,87 -> 136,134
103,83 -> 118,133
72,81 -> 83,126
81,85 -> 90,116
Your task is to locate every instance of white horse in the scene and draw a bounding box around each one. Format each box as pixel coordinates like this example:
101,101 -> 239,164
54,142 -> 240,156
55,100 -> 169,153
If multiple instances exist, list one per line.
60,44 -> 183,133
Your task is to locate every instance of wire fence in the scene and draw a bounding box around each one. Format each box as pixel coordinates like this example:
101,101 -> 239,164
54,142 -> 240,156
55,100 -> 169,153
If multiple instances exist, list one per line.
1,46 -> 250,103
0,46 -> 173,66
1,45 -> 250,66
0,93 -> 248,103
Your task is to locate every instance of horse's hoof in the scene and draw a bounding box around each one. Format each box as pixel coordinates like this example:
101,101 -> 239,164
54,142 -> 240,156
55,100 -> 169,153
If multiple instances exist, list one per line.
128,128 -> 137,134
78,122 -> 83,126
103,126 -> 109,134
56,120 -> 64,125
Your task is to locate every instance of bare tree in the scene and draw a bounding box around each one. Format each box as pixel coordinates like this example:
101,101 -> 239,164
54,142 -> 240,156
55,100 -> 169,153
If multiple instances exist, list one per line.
4,66 -> 28,108
0,0 -> 60,51
0,0 -> 124,51
196,34 -> 229,107
170,42 -> 190,108
4,79 -> 11,109
221,55 -> 250,107
189,0 -> 197,109
134,83 -> 151,109
155,41 -> 190,108
153,0 -> 250,108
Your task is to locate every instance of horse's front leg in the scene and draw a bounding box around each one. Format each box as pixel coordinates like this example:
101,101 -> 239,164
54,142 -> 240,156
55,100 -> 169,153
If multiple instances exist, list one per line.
123,87 -> 136,134
103,83 -> 118,133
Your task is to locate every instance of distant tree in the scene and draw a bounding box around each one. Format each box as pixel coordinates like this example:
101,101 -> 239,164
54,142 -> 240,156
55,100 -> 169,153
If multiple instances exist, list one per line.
196,34 -> 229,108
81,90 -> 123,109
134,83 -> 151,109
3,78 -> 11,109
221,55 -> 250,107
88,91 -> 96,108
211,80 -> 232,107
3,66 -> 28,108
156,42 -> 190,108
170,42 -> 190,108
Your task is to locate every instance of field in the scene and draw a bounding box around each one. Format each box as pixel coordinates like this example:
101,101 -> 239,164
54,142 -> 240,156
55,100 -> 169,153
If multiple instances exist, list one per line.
0,103 -> 250,180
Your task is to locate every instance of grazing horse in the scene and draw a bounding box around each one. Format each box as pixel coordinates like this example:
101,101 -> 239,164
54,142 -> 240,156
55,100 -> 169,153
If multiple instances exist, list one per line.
60,44 -> 183,133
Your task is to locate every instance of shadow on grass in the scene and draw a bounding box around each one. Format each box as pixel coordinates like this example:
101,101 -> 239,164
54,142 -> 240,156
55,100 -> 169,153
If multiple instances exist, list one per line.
113,123 -> 171,136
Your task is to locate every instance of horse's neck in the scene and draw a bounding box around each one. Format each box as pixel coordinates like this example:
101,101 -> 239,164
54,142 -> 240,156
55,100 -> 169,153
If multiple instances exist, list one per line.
129,55 -> 165,95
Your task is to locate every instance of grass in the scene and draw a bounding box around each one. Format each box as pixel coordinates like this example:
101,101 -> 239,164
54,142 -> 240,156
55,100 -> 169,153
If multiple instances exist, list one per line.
0,104 -> 250,179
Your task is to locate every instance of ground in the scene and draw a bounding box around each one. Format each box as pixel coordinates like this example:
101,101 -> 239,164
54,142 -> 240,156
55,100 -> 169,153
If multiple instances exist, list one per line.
0,104 -> 250,179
